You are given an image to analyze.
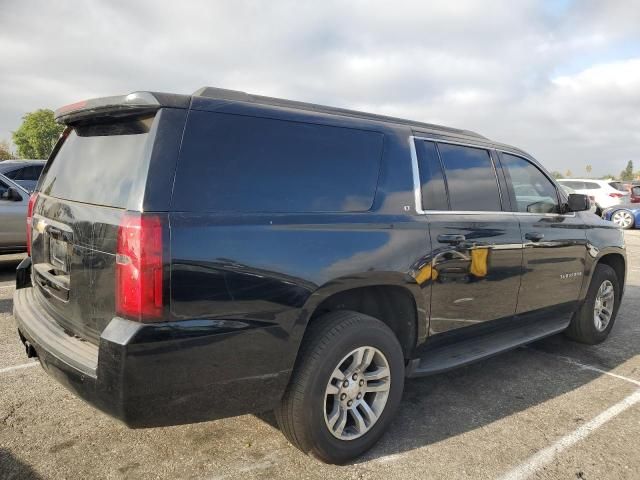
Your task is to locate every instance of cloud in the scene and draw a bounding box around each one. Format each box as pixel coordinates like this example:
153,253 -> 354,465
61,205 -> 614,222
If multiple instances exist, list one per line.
1,0 -> 639,175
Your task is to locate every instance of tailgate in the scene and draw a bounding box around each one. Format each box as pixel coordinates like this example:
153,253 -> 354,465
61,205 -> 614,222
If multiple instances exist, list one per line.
29,114 -> 158,344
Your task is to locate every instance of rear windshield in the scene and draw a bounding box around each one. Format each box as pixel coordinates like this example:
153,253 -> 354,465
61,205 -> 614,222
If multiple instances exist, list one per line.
172,111 -> 384,213
39,115 -> 155,208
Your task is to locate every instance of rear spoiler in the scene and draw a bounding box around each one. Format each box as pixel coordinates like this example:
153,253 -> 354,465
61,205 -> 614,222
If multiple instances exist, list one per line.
54,91 -> 190,124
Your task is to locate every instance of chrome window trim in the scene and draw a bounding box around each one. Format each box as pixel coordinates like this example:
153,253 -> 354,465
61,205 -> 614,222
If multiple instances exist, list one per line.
409,136 -> 576,218
408,135 -> 425,214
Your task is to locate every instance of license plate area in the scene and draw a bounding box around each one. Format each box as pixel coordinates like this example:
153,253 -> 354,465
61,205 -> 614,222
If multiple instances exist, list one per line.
49,235 -> 69,273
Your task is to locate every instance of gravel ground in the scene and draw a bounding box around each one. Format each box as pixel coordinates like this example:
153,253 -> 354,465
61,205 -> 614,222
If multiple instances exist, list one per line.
1,231 -> 639,480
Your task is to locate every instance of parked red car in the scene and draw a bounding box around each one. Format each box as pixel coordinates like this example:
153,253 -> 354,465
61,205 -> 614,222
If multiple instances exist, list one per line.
621,183 -> 640,203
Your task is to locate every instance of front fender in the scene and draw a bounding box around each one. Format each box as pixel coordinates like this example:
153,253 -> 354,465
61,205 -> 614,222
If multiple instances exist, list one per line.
579,225 -> 626,301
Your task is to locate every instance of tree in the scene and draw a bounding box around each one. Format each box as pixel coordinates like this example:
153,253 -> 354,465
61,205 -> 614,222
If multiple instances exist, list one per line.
565,169 -> 573,178
12,109 -> 64,159
0,140 -> 15,161
551,171 -> 563,179
620,160 -> 634,181
585,164 -> 592,176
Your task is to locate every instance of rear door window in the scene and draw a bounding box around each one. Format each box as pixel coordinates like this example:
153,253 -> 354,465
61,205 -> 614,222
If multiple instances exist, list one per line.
583,182 -> 601,189
437,143 -> 502,211
39,116 -> 155,208
173,111 -> 384,213
415,140 -> 448,211
501,153 -> 559,214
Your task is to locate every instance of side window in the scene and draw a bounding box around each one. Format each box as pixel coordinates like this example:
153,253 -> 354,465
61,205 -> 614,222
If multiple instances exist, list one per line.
173,111 -> 384,213
416,140 -> 448,210
584,182 -> 601,189
437,143 -> 502,211
633,186 -> 640,196
22,166 -> 43,181
3,168 -> 19,180
501,153 -> 559,214
563,181 -> 584,190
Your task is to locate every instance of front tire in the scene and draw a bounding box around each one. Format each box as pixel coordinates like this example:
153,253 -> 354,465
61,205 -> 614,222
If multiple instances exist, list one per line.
565,264 -> 620,344
275,311 -> 405,464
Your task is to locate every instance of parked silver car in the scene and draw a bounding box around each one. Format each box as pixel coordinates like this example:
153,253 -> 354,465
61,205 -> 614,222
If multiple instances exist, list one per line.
0,160 -> 45,192
0,173 -> 29,253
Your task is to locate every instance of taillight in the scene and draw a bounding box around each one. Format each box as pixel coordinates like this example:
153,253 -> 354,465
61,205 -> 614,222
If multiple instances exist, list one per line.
609,193 -> 624,198
26,193 -> 38,256
115,212 -> 164,321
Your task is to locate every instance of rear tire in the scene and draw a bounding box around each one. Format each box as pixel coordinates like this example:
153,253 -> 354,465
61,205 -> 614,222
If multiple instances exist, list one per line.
565,264 -> 620,344
275,311 -> 404,464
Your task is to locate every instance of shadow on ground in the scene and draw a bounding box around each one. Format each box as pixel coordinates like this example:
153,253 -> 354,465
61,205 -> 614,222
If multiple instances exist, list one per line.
254,286 -> 640,464
0,254 -> 25,283
0,449 -> 43,480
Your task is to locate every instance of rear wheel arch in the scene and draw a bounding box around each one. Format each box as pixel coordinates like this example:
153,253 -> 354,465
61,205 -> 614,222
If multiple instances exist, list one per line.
301,284 -> 422,361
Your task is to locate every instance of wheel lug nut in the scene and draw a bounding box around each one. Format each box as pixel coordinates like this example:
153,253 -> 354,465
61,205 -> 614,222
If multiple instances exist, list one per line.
340,393 -> 347,400
347,400 -> 353,407
352,373 -> 358,380
359,379 -> 365,386
357,393 -> 362,399
343,380 -> 349,387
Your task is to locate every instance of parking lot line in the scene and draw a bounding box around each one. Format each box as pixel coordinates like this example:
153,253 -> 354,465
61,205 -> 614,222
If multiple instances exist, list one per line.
0,362 -> 38,375
497,389 -> 640,480
523,347 -> 640,386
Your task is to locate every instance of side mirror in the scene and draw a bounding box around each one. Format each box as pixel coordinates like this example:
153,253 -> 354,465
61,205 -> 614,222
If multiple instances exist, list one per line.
1,187 -> 23,202
566,193 -> 590,212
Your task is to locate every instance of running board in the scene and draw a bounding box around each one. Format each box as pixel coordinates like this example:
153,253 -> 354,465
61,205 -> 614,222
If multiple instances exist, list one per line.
406,316 -> 570,378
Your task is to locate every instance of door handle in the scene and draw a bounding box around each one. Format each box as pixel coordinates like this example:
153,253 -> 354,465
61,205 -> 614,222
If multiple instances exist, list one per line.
525,232 -> 544,242
437,234 -> 466,245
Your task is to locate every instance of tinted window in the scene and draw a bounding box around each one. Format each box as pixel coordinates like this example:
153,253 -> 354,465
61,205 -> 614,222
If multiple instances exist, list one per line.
8,165 -> 41,181
3,168 -> 19,180
437,143 -> 501,211
173,111 -> 383,213
416,140 -> 448,210
22,165 -> 43,181
501,153 -> 559,214
559,180 -> 584,190
609,182 -> 625,191
40,116 -> 154,208
583,182 -> 601,189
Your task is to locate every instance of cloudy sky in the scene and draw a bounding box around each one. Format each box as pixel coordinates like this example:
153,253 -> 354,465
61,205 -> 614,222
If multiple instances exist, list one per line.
2,0 -> 640,176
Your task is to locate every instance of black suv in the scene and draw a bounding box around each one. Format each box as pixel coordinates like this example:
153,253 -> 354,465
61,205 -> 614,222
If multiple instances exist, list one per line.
14,88 -> 626,464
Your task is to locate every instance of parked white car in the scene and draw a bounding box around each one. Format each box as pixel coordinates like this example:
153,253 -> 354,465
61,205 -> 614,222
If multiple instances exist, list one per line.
557,179 -> 629,212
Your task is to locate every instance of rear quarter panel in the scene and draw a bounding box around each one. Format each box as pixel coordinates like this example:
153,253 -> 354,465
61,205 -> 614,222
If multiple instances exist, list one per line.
168,122 -> 430,387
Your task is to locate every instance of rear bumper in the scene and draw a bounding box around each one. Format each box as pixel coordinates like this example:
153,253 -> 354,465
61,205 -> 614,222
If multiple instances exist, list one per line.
14,280 -> 293,428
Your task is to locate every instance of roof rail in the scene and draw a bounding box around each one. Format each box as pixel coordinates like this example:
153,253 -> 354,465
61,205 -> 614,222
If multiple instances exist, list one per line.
193,86 -> 485,139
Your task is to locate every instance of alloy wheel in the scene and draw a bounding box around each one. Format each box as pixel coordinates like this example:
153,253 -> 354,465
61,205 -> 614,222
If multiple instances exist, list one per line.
593,279 -> 615,332
323,346 -> 391,440
611,210 -> 634,229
